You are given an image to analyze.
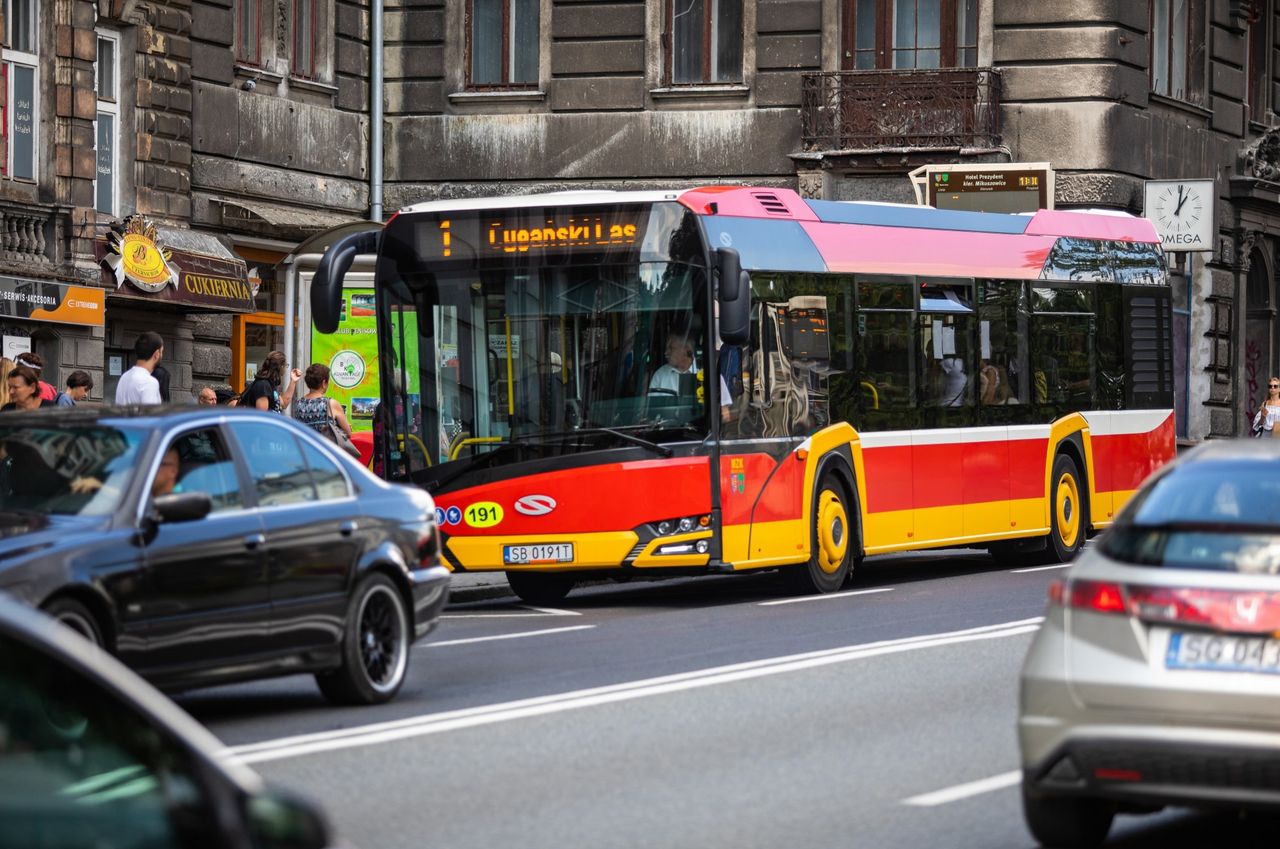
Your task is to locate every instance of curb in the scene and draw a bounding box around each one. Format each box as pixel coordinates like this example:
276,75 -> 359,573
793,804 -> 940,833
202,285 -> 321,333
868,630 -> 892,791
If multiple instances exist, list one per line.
446,582 -> 514,605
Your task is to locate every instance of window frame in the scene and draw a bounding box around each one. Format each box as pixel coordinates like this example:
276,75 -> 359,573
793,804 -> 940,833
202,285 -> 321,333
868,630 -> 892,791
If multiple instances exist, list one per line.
1247,2 -> 1269,124
665,0 -> 745,85
465,0 -> 541,90
2,0 -> 39,182
234,0 -> 264,66
841,0 -> 979,71
1149,0 -> 1206,104
291,0 -> 320,80
1205,295 -> 1234,384
94,29 -> 120,215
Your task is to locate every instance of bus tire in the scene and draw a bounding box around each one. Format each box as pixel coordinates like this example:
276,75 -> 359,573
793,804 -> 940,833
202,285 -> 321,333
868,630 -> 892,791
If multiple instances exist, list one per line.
507,571 -> 575,605
785,473 -> 854,594
1045,453 -> 1087,563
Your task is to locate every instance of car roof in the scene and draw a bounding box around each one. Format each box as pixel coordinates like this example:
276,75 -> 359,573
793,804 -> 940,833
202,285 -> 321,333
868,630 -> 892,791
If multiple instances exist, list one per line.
0,405 -> 294,428
1174,438 -> 1280,465
0,593 -> 263,788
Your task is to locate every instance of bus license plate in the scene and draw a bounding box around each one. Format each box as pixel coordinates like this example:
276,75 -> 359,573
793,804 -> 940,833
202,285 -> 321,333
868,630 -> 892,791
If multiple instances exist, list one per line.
503,543 -> 574,565
1166,631 -> 1280,674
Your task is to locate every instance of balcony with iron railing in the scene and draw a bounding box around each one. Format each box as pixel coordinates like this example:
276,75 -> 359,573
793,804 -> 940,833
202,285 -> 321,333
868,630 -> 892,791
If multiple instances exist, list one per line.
800,68 -> 1002,152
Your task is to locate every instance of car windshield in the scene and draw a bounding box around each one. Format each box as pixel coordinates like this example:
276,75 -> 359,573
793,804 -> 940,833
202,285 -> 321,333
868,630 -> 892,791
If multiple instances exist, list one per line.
1101,461 -> 1280,573
0,424 -> 145,517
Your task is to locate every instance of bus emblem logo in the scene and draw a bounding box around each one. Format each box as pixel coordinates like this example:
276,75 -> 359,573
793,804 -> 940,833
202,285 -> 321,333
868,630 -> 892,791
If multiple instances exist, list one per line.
514,495 -> 557,516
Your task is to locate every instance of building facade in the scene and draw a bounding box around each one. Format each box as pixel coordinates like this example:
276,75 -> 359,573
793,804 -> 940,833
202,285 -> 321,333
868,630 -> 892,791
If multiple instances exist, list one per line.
3,0 -> 1276,439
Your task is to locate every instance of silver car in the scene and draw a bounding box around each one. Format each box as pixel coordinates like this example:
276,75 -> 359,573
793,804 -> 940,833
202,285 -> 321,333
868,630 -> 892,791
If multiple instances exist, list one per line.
1019,440 -> 1280,848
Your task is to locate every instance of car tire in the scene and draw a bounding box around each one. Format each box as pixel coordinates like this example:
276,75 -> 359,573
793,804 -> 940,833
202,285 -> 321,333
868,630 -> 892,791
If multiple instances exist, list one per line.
1022,788 -> 1114,849
316,573 -> 411,706
506,571 -> 575,605
1046,453 -> 1087,563
43,597 -> 104,648
785,472 -> 854,594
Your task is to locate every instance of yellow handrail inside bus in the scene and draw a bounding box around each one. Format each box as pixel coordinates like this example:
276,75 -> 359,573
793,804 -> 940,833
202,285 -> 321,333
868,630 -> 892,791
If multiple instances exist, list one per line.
450,436 -> 504,461
505,316 -> 515,416
397,434 -> 432,466
860,381 -> 879,410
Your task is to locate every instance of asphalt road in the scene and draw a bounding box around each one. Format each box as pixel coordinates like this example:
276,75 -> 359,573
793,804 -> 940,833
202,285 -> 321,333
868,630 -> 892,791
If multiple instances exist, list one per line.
178,549 -> 1280,849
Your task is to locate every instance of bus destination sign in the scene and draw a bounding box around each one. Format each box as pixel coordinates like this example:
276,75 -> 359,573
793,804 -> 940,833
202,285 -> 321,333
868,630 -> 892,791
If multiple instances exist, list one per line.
929,168 -> 1049,214
434,213 -> 640,259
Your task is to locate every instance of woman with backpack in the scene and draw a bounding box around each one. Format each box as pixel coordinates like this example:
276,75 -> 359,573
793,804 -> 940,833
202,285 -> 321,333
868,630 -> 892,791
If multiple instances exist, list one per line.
242,351 -> 302,413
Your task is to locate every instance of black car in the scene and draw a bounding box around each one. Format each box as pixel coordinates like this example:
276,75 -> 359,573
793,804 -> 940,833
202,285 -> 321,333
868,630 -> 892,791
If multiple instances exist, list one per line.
0,592 -> 335,849
0,406 -> 449,705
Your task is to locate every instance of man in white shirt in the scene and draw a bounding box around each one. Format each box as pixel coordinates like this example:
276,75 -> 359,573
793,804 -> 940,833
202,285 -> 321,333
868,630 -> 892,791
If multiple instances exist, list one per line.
649,333 -> 732,422
115,331 -> 164,405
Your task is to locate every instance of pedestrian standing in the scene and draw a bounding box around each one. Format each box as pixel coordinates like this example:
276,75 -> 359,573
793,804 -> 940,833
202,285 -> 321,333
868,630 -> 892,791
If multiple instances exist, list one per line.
153,363 -> 172,403
292,363 -> 354,439
243,350 -> 302,413
0,358 -> 15,409
115,332 -> 164,405
59,371 -> 93,406
2,365 -> 56,410
196,385 -> 218,405
1254,376 -> 1280,437
14,353 -> 57,402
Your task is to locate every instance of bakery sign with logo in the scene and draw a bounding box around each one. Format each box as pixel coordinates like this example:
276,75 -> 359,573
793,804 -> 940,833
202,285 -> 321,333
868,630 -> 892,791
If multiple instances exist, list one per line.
100,215 -> 255,313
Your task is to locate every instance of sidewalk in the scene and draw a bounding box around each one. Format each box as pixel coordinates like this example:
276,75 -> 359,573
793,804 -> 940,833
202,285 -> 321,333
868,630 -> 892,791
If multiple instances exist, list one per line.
445,570 -> 514,604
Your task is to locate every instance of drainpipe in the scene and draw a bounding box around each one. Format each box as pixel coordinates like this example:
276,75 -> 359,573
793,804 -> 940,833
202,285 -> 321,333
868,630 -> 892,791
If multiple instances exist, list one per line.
370,0 -> 384,222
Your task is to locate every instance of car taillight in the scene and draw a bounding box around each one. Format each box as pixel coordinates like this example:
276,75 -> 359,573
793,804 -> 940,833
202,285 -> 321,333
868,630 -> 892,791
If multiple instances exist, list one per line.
1048,579 -> 1128,614
1049,580 -> 1280,633
1127,586 -> 1280,634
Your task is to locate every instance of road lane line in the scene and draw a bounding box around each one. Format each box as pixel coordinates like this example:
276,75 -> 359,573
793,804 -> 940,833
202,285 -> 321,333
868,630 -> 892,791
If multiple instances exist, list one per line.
1010,563 -> 1072,574
758,587 -> 893,606
225,617 -> 1042,765
519,605 -> 582,616
426,625 -> 595,647
902,770 -> 1022,806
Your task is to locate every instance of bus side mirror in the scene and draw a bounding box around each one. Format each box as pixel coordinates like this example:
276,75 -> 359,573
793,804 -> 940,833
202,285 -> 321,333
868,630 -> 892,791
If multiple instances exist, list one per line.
312,230 -> 381,333
716,248 -> 750,346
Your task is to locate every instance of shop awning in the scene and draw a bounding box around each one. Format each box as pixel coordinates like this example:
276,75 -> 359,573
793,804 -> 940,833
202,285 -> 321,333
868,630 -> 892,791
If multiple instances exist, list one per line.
211,197 -> 360,233
98,216 -> 256,313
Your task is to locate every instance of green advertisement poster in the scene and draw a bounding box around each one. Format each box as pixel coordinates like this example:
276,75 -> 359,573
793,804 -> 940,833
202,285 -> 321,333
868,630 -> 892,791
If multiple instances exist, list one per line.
307,290 -> 402,433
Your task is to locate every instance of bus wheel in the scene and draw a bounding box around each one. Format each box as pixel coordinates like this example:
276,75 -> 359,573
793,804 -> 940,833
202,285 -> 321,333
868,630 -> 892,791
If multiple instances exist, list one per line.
786,474 -> 853,594
1046,454 -> 1087,563
507,571 -> 575,605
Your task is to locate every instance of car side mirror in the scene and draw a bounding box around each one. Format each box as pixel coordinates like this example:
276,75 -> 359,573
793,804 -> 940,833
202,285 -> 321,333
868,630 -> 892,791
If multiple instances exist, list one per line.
151,492 -> 213,524
716,247 -> 750,346
244,791 -> 332,849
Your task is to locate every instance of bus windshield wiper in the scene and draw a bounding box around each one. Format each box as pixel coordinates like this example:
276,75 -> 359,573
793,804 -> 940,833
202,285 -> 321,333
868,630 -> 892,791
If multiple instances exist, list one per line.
422,442 -> 520,493
524,427 -> 673,457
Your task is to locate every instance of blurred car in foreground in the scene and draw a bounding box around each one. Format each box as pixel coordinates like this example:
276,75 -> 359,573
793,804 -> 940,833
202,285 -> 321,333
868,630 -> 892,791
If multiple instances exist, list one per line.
1019,440 -> 1280,847
0,593 -> 334,849
0,407 -> 448,705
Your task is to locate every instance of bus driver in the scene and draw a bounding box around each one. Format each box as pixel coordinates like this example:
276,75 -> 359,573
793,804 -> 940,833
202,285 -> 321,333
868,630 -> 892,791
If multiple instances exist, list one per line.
649,333 -> 731,422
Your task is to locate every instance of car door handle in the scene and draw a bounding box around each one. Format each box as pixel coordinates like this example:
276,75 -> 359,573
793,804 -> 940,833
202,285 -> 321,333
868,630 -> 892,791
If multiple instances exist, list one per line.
243,533 -> 266,549
339,520 -> 358,537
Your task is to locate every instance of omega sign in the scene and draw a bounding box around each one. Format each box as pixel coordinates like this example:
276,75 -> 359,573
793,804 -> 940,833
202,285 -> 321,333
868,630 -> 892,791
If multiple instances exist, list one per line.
1143,179 -> 1215,253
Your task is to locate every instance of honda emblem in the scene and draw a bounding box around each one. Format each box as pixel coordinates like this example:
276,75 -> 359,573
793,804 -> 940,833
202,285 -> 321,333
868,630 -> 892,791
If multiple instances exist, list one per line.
1235,595 -> 1262,625
514,494 -> 557,516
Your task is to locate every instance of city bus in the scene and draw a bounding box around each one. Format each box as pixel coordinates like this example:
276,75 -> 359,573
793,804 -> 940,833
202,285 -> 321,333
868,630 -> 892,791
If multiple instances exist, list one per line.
312,187 -> 1174,603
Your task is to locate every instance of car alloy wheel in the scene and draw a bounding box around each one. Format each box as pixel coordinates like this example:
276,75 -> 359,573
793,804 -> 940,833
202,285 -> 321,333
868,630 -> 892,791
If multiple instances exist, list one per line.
316,573 -> 410,705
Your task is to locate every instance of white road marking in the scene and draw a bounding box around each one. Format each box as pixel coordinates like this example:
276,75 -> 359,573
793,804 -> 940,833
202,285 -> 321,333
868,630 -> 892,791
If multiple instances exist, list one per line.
902,770 -> 1022,807
225,617 -> 1043,765
1010,563 -> 1072,574
758,587 -> 894,606
426,625 -> 595,647
442,605 -> 580,619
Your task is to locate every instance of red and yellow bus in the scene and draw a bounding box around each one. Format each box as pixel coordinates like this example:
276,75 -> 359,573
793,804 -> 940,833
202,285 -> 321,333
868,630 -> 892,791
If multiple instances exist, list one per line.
313,187 -> 1174,603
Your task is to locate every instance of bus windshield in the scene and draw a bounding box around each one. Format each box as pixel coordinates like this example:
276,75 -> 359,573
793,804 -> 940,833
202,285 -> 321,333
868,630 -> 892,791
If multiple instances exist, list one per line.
380,261 -> 711,481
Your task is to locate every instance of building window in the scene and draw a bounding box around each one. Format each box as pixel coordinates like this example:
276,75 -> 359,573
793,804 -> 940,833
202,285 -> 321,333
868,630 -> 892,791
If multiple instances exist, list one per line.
843,0 -> 978,70
668,0 -> 742,84
468,0 -> 539,87
1151,0 -> 1205,103
1247,2 -> 1269,123
235,0 -> 263,66
2,0 -> 38,181
94,31 -> 119,214
292,0 -> 319,79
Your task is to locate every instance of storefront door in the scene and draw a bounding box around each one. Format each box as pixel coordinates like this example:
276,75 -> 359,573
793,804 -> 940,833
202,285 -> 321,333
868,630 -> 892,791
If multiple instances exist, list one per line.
233,314 -> 285,391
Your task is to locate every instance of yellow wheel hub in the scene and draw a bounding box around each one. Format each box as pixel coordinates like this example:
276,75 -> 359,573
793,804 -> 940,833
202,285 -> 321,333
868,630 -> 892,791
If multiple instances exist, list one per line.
1055,472 -> 1081,549
816,489 -> 849,574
